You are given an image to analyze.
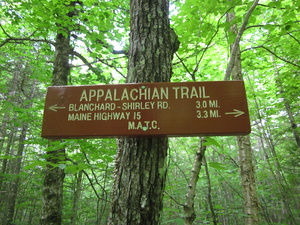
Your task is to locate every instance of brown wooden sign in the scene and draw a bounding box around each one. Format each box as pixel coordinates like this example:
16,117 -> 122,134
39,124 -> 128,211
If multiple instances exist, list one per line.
41,81 -> 251,138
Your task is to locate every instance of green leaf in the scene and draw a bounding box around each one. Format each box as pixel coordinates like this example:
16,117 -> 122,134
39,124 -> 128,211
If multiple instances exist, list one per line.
58,164 -> 66,170
202,137 -> 221,147
208,161 -> 227,170
23,161 -> 49,170
268,1 -> 282,8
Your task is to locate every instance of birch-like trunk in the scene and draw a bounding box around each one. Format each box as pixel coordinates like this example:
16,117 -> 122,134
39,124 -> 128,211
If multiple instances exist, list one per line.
71,171 -> 83,225
226,6 -> 260,224
183,137 -> 206,225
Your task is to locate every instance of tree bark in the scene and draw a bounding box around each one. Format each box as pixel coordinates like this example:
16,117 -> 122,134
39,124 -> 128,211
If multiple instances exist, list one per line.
40,24 -> 71,225
204,156 -> 218,225
183,137 -> 206,225
237,136 -> 260,224
226,7 -> 260,225
108,0 -> 178,224
71,171 -> 83,225
224,0 -> 259,81
110,138 -> 169,224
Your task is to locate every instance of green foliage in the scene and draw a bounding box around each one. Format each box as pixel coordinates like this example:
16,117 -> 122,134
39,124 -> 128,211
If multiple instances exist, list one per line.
0,0 -> 300,224
202,137 -> 221,147
208,161 -> 227,170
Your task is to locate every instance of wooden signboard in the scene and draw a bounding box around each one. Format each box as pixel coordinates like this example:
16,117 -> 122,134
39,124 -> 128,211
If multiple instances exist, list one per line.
41,81 -> 251,138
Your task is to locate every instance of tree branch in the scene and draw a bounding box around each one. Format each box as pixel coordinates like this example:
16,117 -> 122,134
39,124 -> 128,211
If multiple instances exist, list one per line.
175,52 -> 194,80
71,50 -> 127,80
241,45 -> 300,69
164,191 -> 184,207
75,37 -> 127,78
191,7 -> 233,81
96,57 -> 126,78
288,32 -> 300,45
94,37 -> 128,55
65,156 -> 110,203
0,25 -> 55,47
82,151 -> 108,198
245,24 -> 265,30
70,50 -> 103,76
0,37 -> 55,47
257,3 -> 286,10
224,0 -> 259,81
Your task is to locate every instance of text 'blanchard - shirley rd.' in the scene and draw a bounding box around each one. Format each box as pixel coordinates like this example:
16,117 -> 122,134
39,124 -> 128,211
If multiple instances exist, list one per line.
68,101 -> 169,111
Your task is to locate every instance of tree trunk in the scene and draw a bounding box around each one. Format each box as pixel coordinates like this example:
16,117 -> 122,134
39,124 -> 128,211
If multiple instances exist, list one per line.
5,124 -> 28,225
71,171 -> 83,225
237,135 -> 260,224
108,0 -> 179,224
183,137 -> 206,225
110,138 -> 169,224
0,112 -> 8,153
271,55 -> 300,149
226,7 -> 260,224
204,156 -> 218,225
40,28 -> 70,225
0,125 -> 16,193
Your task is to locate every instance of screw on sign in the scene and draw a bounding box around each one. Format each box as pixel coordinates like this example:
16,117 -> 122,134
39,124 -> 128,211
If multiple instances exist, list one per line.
41,81 -> 251,139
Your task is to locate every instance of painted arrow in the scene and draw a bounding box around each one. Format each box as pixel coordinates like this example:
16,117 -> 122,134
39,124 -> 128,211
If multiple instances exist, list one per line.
225,109 -> 245,117
49,104 -> 66,112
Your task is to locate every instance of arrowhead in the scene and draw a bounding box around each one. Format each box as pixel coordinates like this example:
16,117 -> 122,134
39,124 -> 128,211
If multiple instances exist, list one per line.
49,104 -> 58,112
233,109 -> 244,117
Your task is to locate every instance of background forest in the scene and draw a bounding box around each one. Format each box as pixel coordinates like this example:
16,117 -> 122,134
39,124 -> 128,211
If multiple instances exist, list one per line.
0,0 -> 299,224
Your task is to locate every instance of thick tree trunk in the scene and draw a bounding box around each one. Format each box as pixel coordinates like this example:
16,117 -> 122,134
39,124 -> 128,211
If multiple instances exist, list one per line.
127,1 -> 178,83
109,0 -> 178,224
110,138 -> 169,224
